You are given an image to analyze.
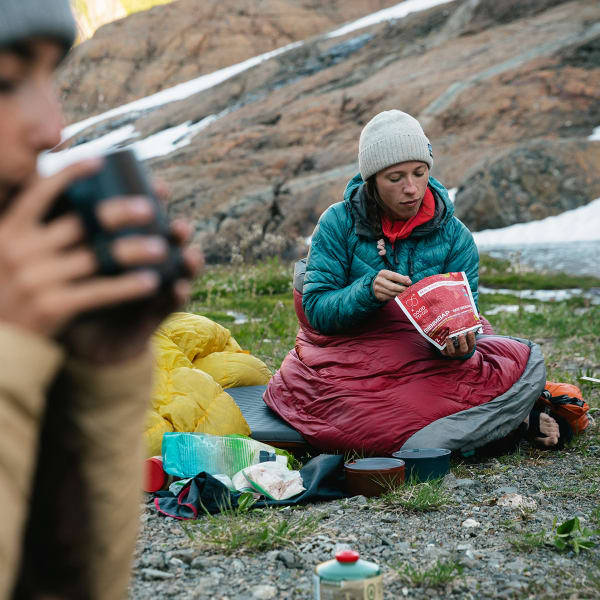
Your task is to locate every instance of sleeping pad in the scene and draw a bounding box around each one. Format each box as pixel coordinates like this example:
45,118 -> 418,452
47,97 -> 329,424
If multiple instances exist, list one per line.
263,291 -> 546,455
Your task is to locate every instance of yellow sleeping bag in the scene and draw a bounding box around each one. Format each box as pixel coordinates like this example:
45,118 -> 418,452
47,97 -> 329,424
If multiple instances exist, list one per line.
144,312 -> 271,456
193,352 -> 272,389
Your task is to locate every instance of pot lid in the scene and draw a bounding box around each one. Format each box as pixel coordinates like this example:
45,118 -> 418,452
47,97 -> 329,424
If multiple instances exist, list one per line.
345,458 -> 405,471
392,448 -> 451,459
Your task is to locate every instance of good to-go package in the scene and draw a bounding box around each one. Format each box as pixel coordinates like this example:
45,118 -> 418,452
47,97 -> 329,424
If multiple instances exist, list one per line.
395,272 -> 482,351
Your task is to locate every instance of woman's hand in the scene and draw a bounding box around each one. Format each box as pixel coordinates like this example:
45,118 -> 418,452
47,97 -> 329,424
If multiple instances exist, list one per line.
0,160 -> 202,363
0,160 -> 167,338
372,269 -> 412,302
60,184 -> 203,365
441,331 -> 476,358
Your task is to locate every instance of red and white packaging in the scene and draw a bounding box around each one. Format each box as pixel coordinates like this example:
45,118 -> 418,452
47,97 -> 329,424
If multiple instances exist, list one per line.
394,272 -> 482,351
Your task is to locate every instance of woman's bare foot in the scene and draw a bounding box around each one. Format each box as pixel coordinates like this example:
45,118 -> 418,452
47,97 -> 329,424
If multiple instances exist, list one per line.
523,411 -> 560,447
536,412 -> 560,446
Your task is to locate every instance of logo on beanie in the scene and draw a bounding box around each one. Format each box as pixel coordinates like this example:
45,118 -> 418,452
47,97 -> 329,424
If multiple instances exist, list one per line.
428,143 -> 433,158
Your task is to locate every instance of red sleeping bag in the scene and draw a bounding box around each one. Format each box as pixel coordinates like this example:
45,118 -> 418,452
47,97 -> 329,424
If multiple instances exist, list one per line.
264,291 -> 533,455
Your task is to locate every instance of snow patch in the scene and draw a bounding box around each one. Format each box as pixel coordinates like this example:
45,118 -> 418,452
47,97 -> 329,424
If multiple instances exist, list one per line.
588,125 -> 600,141
479,286 -> 600,305
447,187 -> 457,203
39,125 -> 137,176
484,304 -> 537,316
327,0 -> 456,38
130,115 -> 218,160
39,115 -> 219,175
474,198 -> 600,246
226,310 -> 249,325
63,41 -> 303,140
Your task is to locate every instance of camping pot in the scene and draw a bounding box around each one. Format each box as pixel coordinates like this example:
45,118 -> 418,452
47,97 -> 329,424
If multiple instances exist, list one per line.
344,458 -> 405,498
391,448 -> 451,482
314,550 -> 383,599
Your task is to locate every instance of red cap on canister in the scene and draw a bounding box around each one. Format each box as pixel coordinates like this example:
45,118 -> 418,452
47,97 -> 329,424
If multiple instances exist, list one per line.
335,550 -> 360,563
144,456 -> 166,492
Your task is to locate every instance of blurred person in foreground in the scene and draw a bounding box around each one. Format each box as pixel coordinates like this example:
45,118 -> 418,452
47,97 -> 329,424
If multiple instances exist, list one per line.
0,1 -> 201,598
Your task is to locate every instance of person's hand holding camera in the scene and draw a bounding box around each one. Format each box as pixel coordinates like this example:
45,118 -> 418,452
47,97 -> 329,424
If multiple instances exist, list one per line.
0,158 -> 202,363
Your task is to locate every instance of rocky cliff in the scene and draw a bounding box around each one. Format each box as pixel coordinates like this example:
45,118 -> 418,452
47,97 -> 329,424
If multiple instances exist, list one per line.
61,0 -> 397,119
57,0 -> 600,262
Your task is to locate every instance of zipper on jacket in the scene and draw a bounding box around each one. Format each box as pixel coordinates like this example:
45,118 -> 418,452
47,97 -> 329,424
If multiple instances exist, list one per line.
381,239 -> 394,270
408,247 -> 415,279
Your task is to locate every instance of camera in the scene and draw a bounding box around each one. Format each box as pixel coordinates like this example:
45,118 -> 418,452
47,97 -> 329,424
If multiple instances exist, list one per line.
48,149 -> 185,285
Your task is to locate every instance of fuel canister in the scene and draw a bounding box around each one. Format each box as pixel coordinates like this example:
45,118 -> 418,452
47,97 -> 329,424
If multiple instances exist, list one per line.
314,550 -> 383,600
143,456 -> 176,492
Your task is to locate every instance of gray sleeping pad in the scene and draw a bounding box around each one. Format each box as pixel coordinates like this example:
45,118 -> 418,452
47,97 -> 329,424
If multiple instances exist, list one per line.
227,385 -> 306,444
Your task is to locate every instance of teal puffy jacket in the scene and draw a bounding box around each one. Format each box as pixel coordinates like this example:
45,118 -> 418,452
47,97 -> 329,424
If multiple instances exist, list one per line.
303,173 -> 479,335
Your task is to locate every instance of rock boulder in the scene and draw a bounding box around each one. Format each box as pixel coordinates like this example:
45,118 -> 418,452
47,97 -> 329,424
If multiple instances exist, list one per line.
454,140 -> 600,231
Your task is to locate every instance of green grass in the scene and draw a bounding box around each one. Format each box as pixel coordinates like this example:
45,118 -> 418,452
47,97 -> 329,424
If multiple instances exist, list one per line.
378,477 -> 452,512
493,446 -> 554,468
395,559 -> 464,588
182,504 -> 324,555
539,481 -> 600,499
191,294 -> 297,373
509,530 -> 547,551
200,310 -> 235,323
479,253 -> 600,290
484,303 -> 599,353
188,259 -> 296,371
192,258 -> 293,301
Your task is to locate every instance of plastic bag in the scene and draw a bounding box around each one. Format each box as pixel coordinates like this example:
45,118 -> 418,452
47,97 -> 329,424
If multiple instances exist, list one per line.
231,470 -> 258,494
161,432 -> 282,478
238,462 -> 305,501
395,272 -> 482,351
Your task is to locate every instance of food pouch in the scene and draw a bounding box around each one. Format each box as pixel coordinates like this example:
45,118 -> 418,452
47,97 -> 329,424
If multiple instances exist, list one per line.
394,272 -> 482,351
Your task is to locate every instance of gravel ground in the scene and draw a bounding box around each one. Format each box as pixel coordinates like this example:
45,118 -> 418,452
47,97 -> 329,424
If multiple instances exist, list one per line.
129,435 -> 600,600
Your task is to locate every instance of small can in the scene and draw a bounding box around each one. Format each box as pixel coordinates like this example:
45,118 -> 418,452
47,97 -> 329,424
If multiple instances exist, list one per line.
314,550 -> 383,600
143,456 -> 176,492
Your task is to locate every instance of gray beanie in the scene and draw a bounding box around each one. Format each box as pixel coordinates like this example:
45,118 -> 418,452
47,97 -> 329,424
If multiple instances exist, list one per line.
358,110 -> 433,180
0,0 -> 76,55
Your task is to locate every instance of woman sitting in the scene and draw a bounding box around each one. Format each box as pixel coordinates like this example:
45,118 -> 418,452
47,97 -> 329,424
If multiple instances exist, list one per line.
264,110 -> 558,455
